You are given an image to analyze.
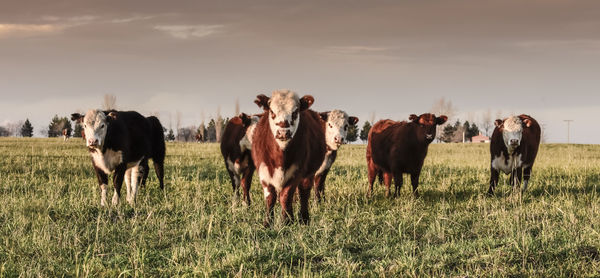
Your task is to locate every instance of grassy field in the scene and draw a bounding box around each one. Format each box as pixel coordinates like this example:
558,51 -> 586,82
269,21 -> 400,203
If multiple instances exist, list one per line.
1,137 -> 600,277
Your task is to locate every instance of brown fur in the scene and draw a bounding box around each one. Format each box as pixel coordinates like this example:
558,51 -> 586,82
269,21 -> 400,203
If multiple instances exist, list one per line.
220,113 -> 255,205
488,114 -> 541,194
366,113 -> 447,198
251,95 -> 326,226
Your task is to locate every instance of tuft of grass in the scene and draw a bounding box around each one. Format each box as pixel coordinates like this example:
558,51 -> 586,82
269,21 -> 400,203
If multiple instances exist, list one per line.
1,137 -> 600,276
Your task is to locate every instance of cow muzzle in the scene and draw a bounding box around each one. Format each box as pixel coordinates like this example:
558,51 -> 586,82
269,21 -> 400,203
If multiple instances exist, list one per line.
87,138 -> 100,147
426,134 -> 434,140
275,129 -> 292,141
509,139 -> 519,146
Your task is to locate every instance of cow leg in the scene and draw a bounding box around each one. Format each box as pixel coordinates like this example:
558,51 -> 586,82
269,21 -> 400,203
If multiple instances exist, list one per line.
383,172 -> 393,198
112,165 -> 126,206
410,171 -> 421,198
367,160 -> 377,197
139,159 -> 149,187
241,165 -> 254,206
226,165 -> 240,201
279,185 -> 297,225
95,167 -> 109,207
393,172 -> 403,198
299,179 -> 312,224
522,166 -> 532,192
262,183 -> 277,227
314,170 -> 329,202
153,161 -> 165,190
130,165 -> 141,205
512,167 -> 523,190
488,167 -> 500,195
124,168 -> 133,203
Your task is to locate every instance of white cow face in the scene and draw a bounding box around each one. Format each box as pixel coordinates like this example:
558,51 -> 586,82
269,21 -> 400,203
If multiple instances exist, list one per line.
320,110 -> 359,150
496,116 -> 523,153
254,90 -> 314,150
81,110 -> 114,148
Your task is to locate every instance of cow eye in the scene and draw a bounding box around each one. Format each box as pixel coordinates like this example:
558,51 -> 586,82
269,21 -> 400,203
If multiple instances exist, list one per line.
344,125 -> 348,130
292,111 -> 298,120
100,124 -> 105,128
270,110 -> 275,119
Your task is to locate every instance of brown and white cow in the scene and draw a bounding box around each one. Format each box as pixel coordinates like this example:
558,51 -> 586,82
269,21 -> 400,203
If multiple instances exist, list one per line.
252,90 -> 326,226
309,110 -> 358,202
62,128 -> 71,141
366,113 -> 447,197
220,113 -> 260,205
488,114 -> 541,194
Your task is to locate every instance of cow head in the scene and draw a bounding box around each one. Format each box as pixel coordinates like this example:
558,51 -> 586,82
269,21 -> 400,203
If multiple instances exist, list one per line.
319,110 -> 359,150
409,113 -> 448,142
71,109 -> 117,149
254,90 -> 314,149
495,115 -> 530,153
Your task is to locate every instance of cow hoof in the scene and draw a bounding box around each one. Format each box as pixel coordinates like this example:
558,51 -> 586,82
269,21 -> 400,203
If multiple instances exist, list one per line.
262,220 -> 272,228
112,196 -> 119,206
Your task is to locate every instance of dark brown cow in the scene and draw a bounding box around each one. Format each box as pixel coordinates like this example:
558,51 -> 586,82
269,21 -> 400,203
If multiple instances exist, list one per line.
488,114 -> 541,194
252,90 -> 326,226
367,113 -> 447,197
220,113 -> 259,205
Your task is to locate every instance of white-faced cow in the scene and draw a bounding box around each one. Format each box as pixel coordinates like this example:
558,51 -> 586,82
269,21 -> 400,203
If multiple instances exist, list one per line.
71,110 -> 166,206
367,113 -> 448,198
220,113 -> 260,205
252,90 -> 326,226
309,110 -> 358,202
488,114 -> 541,194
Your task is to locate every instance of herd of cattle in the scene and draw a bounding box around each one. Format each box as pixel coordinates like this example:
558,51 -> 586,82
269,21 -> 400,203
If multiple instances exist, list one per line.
70,89 -> 541,226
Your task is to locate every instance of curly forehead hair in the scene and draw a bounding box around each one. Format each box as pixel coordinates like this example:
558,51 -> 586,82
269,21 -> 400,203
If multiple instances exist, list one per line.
503,116 -> 523,132
84,109 -> 106,125
269,89 -> 299,112
326,110 -> 348,127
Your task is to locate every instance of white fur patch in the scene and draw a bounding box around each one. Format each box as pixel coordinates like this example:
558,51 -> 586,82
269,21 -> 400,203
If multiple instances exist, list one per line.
91,149 -> 123,174
258,162 -> 298,193
239,119 -> 259,152
269,90 -> 300,150
100,183 -> 108,206
316,150 -> 334,175
83,109 -> 108,148
263,187 -> 271,198
492,152 -> 523,174
324,110 -> 350,150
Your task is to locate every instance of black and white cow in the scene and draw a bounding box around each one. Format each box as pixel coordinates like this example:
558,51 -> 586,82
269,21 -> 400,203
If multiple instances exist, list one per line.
71,110 -> 166,206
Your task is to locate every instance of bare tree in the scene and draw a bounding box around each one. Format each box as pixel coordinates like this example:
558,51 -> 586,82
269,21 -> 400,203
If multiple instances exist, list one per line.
103,94 -> 117,110
541,123 -> 548,144
175,111 -> 182,140
215,106 -> 223,142
481,108 -> 493,136
5,120 -> 24,137
234,98 -> 240,115
431,97 -> 456,142
369,112 -> 375,125
495,110 -> 503,121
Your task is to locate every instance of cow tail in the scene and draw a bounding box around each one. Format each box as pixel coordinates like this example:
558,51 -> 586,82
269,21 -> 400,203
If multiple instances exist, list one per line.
147,116 -> 166,164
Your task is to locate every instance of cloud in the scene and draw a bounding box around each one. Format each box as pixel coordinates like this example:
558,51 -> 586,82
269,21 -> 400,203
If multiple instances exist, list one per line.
110,15 -> 156,24
325,46 -> 388,55
0,23 -> 65,38
154,24 -> 223,39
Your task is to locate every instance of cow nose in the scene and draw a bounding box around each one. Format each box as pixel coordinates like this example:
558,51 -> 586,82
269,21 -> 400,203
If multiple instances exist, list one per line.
510,139 -> 519,145
276,121 -> 290,128
334,137 -> 343,145
88,139 -> 99,147
276,129 -> 291,141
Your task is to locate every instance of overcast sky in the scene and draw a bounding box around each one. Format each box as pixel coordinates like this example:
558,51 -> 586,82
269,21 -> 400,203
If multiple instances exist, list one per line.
1,0 -> 599,143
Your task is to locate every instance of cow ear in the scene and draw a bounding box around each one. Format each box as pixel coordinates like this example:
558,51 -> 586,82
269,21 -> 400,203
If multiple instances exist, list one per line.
70,113 -> 84,123
319,112 -> 329,121
107,111 -> 118,121
494,119 -> 503,127
299,95 -> 314,111
522,118 -> 532,128
238,113 -> 252,127
409,114 -> 419,122
349,116 -> 359,125
436,115 -> 448,125
254,94 -> 270,111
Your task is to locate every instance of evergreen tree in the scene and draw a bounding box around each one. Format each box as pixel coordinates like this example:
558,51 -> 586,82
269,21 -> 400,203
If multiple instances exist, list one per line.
360,121 -> 371,143
0,126 -> 9,137
20,119 -> 34,137
73,122 -> 83,138
166,129 -> 175,141
48,115 -> 71,137
206,119 -> 217,142
441,123 -> 457,143
346,122 -> 358,143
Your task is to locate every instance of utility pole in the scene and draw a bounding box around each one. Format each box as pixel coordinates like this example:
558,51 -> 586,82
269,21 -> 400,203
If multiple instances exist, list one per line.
564,120 -> 573,144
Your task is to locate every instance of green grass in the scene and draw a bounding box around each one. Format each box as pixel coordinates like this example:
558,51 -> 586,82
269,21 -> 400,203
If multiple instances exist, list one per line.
1,137 -> 600,277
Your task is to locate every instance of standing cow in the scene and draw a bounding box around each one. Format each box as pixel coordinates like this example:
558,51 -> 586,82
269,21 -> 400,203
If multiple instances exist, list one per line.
71,110 -> 166,206
309,110 -> 359,202
252,90 -> 326,226
62,128 -> 70,141
367,113 -> 447,197
488,114 -> 541,194
220,113 -> 260,205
